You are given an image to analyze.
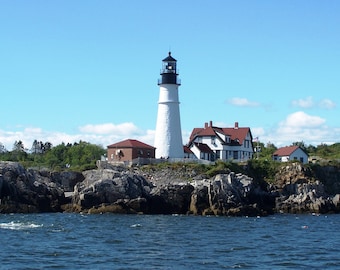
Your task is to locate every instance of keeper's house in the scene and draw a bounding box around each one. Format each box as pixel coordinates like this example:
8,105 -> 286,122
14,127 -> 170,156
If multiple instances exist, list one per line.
187,121 -> 255,162
107,139 -> 155,163
272,145 -> 308,164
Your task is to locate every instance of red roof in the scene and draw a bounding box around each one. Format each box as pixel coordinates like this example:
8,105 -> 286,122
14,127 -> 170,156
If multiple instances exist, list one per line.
107,139 -> 155,149
189,126 -> 216,141
273,145 -> 300,156
222,127 -> 250,144
183,145 -> 194,154
189,122 -> 251,145
194,142 -> 214,153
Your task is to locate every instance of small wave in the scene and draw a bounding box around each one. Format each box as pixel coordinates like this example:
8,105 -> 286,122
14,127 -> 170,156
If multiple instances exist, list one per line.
0,221 -> 43,230
130,223 -> 142,228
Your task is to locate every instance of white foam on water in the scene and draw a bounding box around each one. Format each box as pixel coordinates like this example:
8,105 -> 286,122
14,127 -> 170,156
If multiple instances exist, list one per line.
130,223 -> 142,228
0,221 -> 43,230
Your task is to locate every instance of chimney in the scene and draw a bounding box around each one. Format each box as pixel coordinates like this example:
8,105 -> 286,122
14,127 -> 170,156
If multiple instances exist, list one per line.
234,122 -> 239,129
209,121 -> 212,127
204,122 -> 208,129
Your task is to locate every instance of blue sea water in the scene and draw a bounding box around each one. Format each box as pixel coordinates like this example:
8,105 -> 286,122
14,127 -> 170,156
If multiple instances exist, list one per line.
0,213 -> 339,270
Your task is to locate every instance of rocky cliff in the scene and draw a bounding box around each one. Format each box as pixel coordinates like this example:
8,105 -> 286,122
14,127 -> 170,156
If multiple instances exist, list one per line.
1,161 -> 339,215
270,163 -> 340,214
0,161 -> 69,213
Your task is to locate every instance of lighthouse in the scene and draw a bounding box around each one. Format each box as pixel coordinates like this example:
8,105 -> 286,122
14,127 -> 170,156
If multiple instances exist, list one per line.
154,52 -> 184,159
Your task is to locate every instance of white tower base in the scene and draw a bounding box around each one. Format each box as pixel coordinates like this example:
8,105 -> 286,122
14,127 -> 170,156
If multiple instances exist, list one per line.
154,84 -> 183,159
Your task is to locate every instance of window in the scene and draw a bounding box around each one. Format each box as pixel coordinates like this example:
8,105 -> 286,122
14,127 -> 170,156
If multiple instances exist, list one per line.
216,150 -> 220,159
211,136 -> 215,145
233,151 -> 238,159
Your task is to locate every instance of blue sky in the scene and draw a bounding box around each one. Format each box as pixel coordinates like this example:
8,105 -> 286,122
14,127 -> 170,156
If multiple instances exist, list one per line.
1,1 -> 339,151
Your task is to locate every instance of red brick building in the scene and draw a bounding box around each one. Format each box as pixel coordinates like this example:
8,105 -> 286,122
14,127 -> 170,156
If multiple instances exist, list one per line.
107,139 -> 155,163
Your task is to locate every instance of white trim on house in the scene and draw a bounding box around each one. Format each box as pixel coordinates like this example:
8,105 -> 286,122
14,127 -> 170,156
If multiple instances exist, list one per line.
187,121 -> 255,162
273,146 -> 309,164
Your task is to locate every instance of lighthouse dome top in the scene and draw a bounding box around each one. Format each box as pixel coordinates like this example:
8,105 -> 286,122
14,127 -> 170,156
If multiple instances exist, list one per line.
162,52 -> 177,62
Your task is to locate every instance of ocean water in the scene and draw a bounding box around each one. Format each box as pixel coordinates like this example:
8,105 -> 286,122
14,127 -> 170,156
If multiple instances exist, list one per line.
0,213 -> 339,270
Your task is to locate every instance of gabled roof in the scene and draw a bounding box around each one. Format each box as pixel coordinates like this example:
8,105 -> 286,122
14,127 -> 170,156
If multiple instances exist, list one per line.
189,122 -> 251,145
193,142 -> 214,153
190,126 -> 216,141
222,127 -> 251,145
183,145 -> 194,154
107,139 -> 155,149
273,145 -> 301,156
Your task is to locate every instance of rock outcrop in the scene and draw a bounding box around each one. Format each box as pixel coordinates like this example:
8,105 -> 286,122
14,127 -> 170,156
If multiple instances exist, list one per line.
271,163 -> 339,214
69,169 -> 153,213
189,173 -> 274,216
0,161 -> 67,213
1,161 -> 339,215
67,168 -> 275,216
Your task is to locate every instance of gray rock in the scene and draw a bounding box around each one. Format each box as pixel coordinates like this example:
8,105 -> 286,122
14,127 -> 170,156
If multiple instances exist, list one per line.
0,161 -> 66,213
189,173 -> 267,216
149,183 -> 194,214
273,163 -> 340,214
1,160 -> 339,216
72,169 -> 153,212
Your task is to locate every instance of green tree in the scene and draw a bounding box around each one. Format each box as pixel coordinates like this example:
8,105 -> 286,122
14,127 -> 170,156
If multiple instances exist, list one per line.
11,140 -> 28,161
292,141 -> 307,152
0,142 -> 6,153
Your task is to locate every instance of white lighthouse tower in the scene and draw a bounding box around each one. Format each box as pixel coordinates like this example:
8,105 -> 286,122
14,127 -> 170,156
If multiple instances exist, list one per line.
154,52 -> 184,159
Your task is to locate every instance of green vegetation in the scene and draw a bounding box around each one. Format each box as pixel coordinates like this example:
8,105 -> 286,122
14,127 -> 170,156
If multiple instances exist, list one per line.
0,139 -> 339,178
0,140 -> 105,171
306,143 -> 340,160
252,141 -> 340,162
205,160 -> 245,177
139,141 -> 340,187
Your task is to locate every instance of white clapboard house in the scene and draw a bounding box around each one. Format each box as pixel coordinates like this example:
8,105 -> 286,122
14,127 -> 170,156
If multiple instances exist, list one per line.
272,145 -> 309,164
187,121 -> 255,162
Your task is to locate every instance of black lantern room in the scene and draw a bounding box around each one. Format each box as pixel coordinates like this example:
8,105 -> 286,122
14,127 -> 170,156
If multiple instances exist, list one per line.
158,52 -> 181,85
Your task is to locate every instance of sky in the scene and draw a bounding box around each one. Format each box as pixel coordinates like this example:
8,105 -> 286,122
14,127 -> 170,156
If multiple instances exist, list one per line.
0,1 -> 339,151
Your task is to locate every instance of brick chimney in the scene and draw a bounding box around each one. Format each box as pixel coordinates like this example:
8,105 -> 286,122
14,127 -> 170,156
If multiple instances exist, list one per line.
209,120 -> 212,127
234,122 -> 239,129
204,122 -> 208,129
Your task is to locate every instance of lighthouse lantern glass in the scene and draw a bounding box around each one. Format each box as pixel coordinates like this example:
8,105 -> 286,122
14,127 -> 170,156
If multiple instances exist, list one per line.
163,61 -> 176,73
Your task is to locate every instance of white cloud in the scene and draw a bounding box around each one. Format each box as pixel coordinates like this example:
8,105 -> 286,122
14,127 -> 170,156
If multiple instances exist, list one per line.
250,127 -> 266,139
291,97 -> 336,110
259,111 -> 339,147
319,98 -> 336,109
1,114 -> 339,152
291,96 -> 314,108
78,122 -> 140,135
0,128 -> 86,151
0,122 -> 149,151
228,97 -> 260,107
281,111 -> 325,128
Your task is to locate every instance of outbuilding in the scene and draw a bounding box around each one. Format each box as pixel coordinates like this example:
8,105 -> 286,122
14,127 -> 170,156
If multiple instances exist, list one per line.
272,145 -> 308,164
107,139 -> 155,163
